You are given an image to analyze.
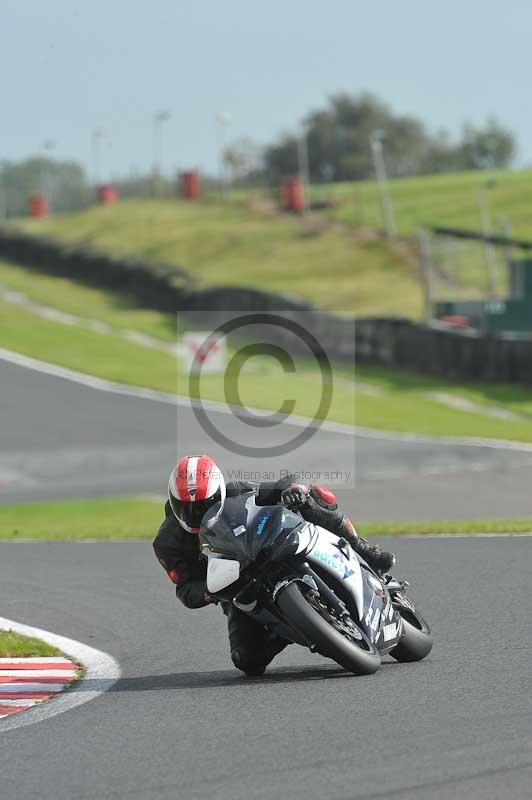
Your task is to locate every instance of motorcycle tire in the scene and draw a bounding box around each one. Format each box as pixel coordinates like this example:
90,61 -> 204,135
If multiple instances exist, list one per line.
276,582 -> 381,675
390,605 -> 433,663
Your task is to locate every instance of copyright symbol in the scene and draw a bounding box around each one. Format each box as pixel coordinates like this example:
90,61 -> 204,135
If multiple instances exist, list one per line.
188,313 -> 333,458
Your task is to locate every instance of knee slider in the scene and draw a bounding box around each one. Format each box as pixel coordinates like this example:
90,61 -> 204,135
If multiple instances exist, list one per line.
231,647 -> 266,673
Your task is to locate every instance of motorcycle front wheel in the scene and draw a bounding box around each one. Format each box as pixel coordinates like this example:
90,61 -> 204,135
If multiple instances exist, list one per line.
390,605 -> 433,663
276,582 -> 381,675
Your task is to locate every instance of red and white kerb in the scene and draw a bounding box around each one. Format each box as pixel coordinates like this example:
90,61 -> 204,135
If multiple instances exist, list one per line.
0,657 -> 78,719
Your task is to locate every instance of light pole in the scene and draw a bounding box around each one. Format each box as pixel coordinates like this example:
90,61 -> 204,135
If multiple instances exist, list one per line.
152,110 -> 172,196
370,130 -> 395,238
41,139 -> 56,210
479,178 -> 497,297
216,111 -> 232,197
417,228 -> 434,322
496,214 -> 513,267
297,122 -> 310,212
91,128 -> 106,187
0,163 -> 6,220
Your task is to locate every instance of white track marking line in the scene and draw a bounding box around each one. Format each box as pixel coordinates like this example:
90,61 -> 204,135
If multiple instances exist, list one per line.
1,346 -> 532,452
0,698 -> 39,706
2,533 -> 532,551
0,616 -> 120,733
0,283 -> 182,356
391,532 -> 532,539
354,425 -> 532,452
425,390 -> 523,422
0,657 -> 74,664
0,683 -> 68,692
0,669 -> 77,678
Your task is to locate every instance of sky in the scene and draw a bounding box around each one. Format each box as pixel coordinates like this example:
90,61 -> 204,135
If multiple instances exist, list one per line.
2,0 -> 531,180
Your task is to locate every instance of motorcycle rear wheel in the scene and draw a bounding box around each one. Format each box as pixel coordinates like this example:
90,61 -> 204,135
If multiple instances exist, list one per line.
276,582 -> 381,675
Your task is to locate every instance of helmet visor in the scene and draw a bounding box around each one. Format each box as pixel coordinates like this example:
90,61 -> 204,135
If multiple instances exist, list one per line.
170,488 -> 222,532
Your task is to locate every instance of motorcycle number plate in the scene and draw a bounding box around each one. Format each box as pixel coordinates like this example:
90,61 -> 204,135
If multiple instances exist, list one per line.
206,558 -> 240,593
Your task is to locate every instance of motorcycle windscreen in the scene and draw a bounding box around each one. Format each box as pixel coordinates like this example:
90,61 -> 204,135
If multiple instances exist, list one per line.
200,493 -> 302,563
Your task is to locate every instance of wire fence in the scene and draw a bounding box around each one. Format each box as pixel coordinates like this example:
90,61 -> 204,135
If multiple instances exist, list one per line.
418,228 -> 519,319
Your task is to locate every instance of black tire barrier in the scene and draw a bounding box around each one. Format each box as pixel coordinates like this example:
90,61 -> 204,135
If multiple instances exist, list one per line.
1,227 -> 531,384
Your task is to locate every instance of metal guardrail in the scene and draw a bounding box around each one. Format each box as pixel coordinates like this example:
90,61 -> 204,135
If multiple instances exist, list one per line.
432,226 -> 532,251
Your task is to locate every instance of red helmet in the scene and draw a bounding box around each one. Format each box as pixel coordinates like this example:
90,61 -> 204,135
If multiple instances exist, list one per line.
168,454 -> 226,533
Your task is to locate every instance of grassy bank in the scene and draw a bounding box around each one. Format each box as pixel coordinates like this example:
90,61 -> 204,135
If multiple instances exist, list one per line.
0,296 -> 357,423
353,364 -> 532,440
0,630 -> 62,657
0,298 -> 178,390
310,168 -> 532,238
0,497 -> 530,541
14,199 -> 424,318
4,294 -> 532,441
11,169 -> 532,325
0,259 -> 177,341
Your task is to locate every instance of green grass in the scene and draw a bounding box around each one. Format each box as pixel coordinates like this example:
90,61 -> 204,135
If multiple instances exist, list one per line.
5,294 -> 532,442
0,295 -> 358,424
0,497 -> 163,540
17,168 -> 532,320
0,298 -> 178,391
357,518 -> 532,536
310,168 -> 532,238
0,497 -> 529,542
352,364 -> 532,441
0,258 -> 177,341
356,364 -> 532,418
14,199 -> 424,318
0,630 -> 62,657
10,168 -> 532,323
306,169 -> 532,302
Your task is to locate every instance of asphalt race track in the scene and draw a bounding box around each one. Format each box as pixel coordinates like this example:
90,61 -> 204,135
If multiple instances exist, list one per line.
1,537 -> 531,800
2,357 -> 532,520
1,356 -> 532,799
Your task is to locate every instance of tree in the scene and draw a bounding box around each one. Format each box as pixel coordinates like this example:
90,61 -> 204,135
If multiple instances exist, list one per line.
265,92 -> 424,182
459,117 -> 517,170
223,137 -> 263,186
263,93 -> 517,183
1,158 -> 90,217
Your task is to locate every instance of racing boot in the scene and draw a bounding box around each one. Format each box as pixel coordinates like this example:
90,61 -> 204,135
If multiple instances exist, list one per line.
337,517 -> 396,576
227,604 -> 289,677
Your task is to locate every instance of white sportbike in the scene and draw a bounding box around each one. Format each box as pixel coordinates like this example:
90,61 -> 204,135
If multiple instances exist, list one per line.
200,492 -> 433,675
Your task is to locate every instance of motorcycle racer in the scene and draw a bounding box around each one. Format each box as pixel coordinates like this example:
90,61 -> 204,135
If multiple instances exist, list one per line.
153,454 -> 395,675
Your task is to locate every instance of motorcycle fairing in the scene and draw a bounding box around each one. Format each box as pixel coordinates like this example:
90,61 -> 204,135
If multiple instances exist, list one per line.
305,526 -> 401,647
200,494 -> 402,649
201,494 -> 304,564
206,557 -> 240,594
306,526 -> 365,619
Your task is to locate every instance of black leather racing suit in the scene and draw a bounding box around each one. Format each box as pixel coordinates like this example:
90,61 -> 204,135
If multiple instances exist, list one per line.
153,475 -> 357,674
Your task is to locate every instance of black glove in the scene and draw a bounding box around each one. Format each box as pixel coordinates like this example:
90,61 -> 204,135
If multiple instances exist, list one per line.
281,482 -> 311,510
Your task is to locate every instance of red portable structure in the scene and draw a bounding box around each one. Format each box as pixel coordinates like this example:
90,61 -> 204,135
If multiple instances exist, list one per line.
181,171 -> 200,200
281,176 -> 305,213
28,193 -> 48,218
98,184 -> 118,204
